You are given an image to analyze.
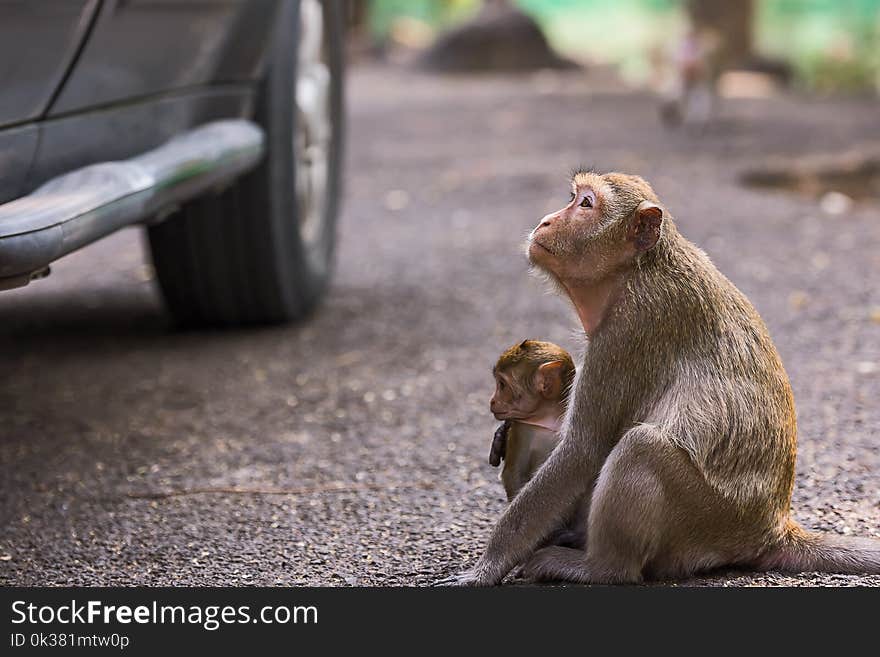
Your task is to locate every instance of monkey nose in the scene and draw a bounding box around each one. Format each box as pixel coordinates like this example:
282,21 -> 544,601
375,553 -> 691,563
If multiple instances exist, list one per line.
534,212 -> 556,233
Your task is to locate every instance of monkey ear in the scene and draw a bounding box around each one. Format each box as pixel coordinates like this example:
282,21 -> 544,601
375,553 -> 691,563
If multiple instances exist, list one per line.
628,201 -> 663,252
535,361 -> 564,399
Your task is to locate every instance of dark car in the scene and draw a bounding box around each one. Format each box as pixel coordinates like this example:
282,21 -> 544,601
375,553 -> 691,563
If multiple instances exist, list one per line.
0,0 -> 345,326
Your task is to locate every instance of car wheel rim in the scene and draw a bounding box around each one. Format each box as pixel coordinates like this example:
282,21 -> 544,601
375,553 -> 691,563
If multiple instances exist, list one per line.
295,0 -> 331,248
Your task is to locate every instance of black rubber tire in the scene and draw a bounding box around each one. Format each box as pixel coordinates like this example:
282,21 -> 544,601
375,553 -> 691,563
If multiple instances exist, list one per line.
148,0 -> 344,326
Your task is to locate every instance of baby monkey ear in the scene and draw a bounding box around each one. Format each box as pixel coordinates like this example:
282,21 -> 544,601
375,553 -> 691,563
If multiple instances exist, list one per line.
535,361 -> 565,399
628,201 -> 664,252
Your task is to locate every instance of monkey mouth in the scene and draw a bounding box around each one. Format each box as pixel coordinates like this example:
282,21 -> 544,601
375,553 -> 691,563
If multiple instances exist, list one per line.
530,239 -> 554,255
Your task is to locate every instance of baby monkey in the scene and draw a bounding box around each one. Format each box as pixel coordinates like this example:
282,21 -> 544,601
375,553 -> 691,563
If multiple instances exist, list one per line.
489,340 -> 575,501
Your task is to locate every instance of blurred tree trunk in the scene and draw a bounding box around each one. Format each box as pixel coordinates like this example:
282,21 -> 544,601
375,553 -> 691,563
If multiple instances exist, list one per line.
346,0 -> 383,60
346,0 -> 368,30
686,0 -> 754,68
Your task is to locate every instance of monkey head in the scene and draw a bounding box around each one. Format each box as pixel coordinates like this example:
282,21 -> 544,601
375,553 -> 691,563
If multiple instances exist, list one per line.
527,170 -> 665,284
490,340 -> 575,421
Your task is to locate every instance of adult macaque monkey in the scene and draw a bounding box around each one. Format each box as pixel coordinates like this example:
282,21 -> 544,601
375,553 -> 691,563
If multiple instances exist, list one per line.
489,340 -> 574,501
444,170 -> 880,585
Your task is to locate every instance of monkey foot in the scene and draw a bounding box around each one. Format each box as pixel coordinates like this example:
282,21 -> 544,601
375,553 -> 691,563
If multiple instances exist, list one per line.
518,546 -> 592,584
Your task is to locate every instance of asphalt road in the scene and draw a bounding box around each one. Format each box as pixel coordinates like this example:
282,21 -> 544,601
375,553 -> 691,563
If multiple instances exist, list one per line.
1,65 -> 878,586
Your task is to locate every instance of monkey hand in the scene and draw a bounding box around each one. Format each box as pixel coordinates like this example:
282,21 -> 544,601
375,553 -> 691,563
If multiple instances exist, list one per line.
435,560 -> 504,587
489,420 -> 511,467
434,570 -> 495,587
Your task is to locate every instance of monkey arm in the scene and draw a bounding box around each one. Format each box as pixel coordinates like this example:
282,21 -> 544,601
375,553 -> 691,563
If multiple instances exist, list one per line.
451,432 -> 605,585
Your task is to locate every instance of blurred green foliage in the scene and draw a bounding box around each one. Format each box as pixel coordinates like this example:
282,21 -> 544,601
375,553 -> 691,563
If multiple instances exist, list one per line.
368,0 -> 880,93
367,0 -> 477,37
758,0 -> 880,91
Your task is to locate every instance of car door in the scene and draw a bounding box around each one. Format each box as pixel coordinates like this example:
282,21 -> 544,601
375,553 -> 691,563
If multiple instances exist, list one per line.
22,0 -> 281,193
0,0 -> 100,126
0,0 -> 100,201
48,0 -> 278,115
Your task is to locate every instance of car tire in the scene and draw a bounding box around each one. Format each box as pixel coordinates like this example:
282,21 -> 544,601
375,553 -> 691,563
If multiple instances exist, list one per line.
148,0 -> 344,326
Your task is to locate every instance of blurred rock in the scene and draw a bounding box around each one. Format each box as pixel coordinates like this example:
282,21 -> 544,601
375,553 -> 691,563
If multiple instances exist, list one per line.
820,191 -> 854,215
417,4 -> 577,74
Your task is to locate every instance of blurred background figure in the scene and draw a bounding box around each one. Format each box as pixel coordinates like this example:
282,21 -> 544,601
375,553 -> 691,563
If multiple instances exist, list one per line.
659,24 -> 722,127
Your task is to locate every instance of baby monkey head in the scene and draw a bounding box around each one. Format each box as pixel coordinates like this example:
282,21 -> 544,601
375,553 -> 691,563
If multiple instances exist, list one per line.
490,340 -> 575,421
527,170 -> 666,284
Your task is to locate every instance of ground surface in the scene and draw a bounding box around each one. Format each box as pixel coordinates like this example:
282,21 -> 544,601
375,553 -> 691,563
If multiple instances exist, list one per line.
1,65 -> 878,586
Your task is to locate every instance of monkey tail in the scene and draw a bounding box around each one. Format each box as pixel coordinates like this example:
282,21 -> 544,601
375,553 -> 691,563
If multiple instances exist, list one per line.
756,521 -> 880,575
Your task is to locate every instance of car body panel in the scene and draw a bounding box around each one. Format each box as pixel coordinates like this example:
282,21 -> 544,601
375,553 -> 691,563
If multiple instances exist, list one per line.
0,1 -> 284,209
0,126 -> 40,203
49,0 -> 281,115
25,86 -> 255,193
0,0 -> 100,127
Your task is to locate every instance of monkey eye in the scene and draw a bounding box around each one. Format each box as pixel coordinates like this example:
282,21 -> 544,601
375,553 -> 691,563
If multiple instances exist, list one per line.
580,195 -> 593,208
568,192 -> 575,203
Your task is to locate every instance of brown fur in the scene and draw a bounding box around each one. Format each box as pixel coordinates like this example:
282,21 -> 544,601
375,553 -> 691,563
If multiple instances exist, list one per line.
500,423 -> 561,502
493,339 -> 575,396
444,171 -> 880,586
